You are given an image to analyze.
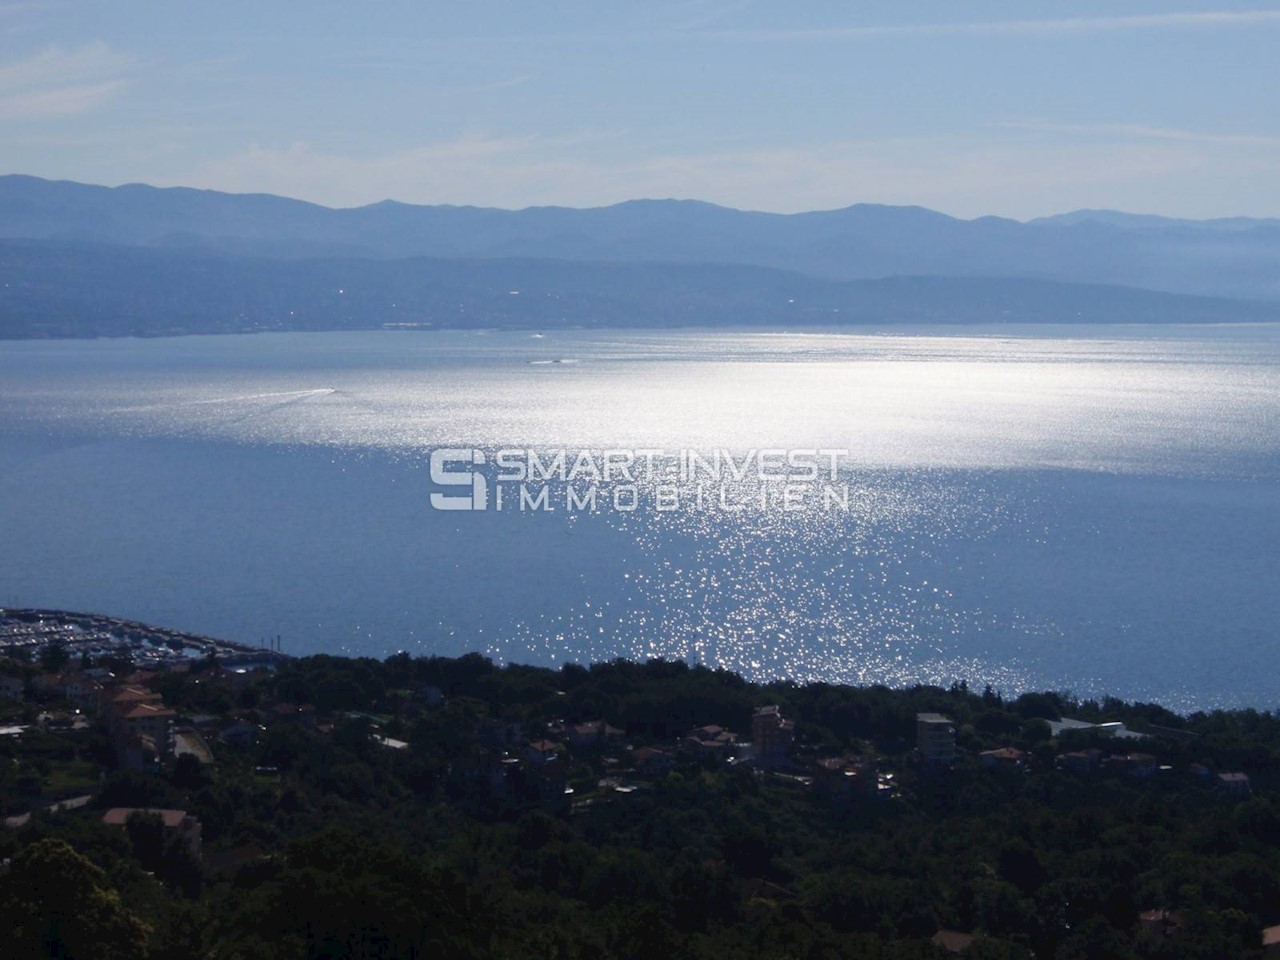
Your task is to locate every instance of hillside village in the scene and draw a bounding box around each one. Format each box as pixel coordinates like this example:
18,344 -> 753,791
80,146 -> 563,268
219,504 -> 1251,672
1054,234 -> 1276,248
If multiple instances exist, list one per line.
4,636 -> 1280,957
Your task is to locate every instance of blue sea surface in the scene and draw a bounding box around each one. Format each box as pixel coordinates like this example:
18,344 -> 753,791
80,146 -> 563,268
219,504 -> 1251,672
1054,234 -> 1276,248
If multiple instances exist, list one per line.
0,326 -> 1277,710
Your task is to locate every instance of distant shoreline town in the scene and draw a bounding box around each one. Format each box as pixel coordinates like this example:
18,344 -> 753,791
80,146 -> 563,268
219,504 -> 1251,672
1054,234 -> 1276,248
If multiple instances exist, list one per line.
4,175 -> 1280,340
0,607 -> 290,668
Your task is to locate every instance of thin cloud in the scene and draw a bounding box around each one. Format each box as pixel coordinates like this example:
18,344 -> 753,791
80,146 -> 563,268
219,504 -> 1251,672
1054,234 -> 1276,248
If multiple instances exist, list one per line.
0,79 -> 124,120
170,131 -> 1256,219
716,10 -> 1280,42
0,41 -> 130,120
997,120 -> 1280,148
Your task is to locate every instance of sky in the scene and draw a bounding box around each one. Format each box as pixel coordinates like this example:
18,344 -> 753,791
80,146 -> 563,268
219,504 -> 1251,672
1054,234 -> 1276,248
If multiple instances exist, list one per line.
2,1 -> 1279,219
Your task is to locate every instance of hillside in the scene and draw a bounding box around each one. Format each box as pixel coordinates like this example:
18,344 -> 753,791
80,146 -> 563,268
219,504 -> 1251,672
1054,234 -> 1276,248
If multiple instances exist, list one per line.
3,175 -> 1280,301
3,239 -> 1276,340
2,648 -> 1279,958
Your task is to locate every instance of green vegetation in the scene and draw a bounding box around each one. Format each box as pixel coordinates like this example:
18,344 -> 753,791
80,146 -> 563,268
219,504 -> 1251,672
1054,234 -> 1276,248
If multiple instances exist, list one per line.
2,652 -> 1280,958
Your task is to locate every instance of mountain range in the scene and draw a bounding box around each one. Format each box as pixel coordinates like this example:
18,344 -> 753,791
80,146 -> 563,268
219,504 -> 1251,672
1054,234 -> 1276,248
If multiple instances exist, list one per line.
1,174 -> 1278,338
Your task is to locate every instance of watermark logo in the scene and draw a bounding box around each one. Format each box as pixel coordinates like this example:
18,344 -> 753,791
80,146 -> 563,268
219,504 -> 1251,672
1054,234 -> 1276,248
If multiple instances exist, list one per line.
429,448 -> 489,511
429,448 -> 852,514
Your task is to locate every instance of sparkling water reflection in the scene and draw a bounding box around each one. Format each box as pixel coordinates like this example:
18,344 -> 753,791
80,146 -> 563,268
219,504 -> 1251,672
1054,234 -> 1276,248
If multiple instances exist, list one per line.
0,326 -> 1277,710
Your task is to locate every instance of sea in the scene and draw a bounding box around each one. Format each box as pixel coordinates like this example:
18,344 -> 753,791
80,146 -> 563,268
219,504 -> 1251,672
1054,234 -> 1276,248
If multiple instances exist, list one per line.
1,325 -> 1277,712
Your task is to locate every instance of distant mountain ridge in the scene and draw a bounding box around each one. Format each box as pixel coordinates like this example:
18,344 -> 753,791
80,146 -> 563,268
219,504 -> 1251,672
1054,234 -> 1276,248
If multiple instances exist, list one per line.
3,239 -> 1277,340
2,175 -> 1280,339
2,174 -> 1279,301
1028,209 -> 1280,232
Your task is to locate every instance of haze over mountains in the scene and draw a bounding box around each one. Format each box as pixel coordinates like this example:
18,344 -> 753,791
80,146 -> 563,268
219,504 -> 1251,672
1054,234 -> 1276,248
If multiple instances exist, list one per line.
2,174 -> 1279,338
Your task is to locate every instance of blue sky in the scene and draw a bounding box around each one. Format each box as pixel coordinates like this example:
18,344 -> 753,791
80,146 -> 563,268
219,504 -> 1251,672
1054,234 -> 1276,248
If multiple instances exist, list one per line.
2,1 -> 1279,218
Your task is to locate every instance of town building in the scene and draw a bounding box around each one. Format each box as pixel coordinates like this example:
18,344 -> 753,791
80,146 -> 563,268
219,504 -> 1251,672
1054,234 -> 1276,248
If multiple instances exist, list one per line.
116,701 -> 176,756
1217,771 -> 1251,796
525,739 -> 560,766
61,674 -> 104,708
980,747 -> 1028,770
631,746 -> 674,776
752,705 -> 795,767
1262,924 -> 1280,957
1045,717 -> 1149,740
566,719 -> 623,748
681,724 -> 738,758
100,683 -> 176,766
101,808 -> 202,859
917,712 -> 956,768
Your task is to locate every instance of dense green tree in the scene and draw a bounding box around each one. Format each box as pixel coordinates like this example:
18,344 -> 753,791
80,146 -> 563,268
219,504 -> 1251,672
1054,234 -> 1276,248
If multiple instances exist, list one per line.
0,838 -> 150,959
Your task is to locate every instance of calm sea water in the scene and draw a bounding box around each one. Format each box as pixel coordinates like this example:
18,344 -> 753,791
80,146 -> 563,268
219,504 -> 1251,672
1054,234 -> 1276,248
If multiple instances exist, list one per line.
1,326 -> 1277,710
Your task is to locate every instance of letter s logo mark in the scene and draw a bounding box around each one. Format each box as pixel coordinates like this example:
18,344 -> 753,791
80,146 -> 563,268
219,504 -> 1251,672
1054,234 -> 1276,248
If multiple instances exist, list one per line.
430,448 -> 487,511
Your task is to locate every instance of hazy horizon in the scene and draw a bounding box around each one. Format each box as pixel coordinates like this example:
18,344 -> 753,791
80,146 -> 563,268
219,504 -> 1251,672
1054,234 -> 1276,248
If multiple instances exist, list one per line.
3,3 -> 1280,219
9,171 -> 1280,224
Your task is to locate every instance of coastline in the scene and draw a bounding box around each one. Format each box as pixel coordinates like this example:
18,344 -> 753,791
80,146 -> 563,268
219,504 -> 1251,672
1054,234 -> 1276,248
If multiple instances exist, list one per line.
0,606 -> 291,667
